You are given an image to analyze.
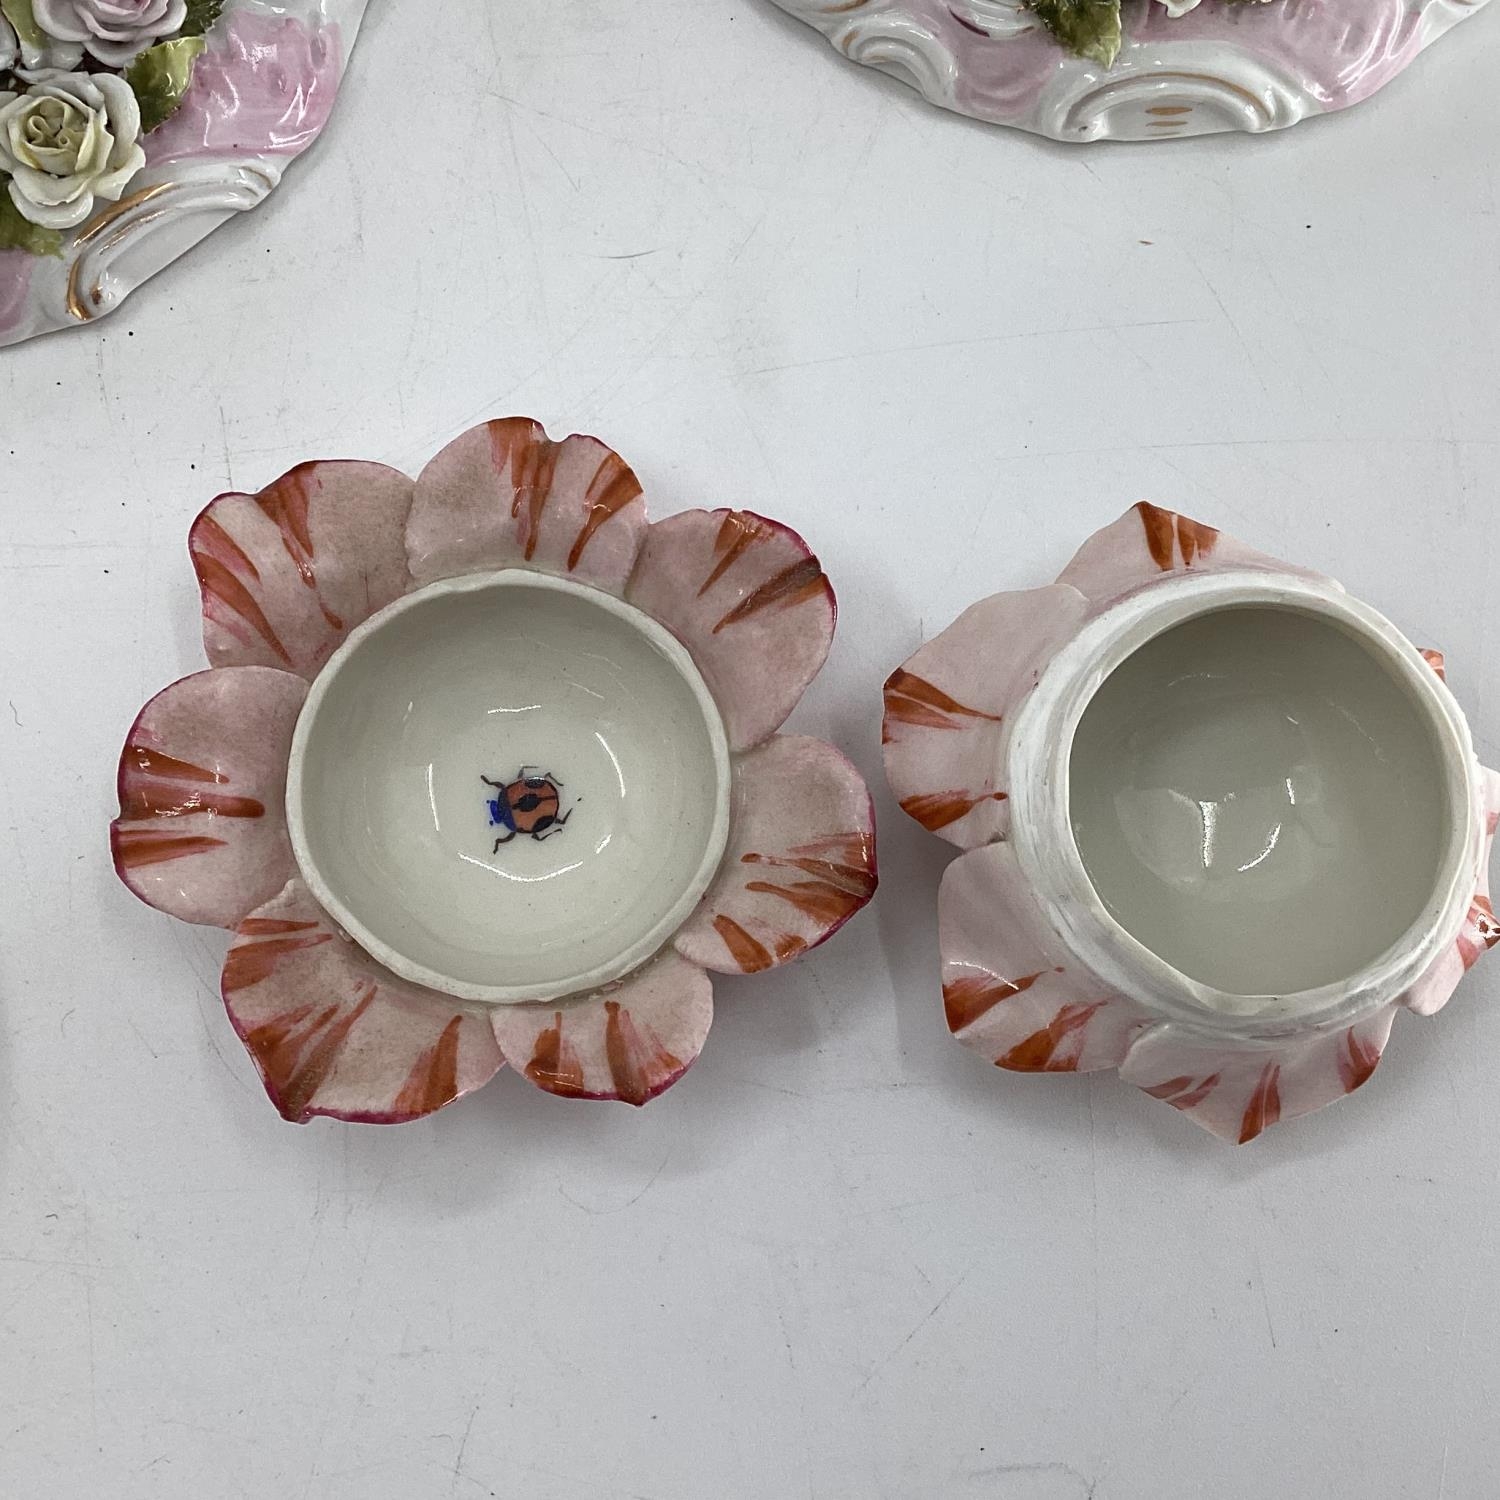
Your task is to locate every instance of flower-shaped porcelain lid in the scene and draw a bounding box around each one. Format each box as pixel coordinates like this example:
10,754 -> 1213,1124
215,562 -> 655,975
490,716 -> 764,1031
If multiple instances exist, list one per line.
112,419 -> 876,1123
885,503 -> 1498,1143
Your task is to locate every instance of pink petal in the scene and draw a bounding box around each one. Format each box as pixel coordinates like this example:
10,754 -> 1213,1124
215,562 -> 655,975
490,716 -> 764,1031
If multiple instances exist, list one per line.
1119,1006 -> 1399,1145
674,735 -> 876,974
192,460 -> 414,680
625,509 -> 835,752
490,951 -> 711,1106
884,584 -> 1086,849
940,843 -> 1149,1073
111,668 -> 306,929
223,880 -> 504,1124
406,418 -> 647,592
1058,502 -> 1316,615
1406,764 -> 1500,1016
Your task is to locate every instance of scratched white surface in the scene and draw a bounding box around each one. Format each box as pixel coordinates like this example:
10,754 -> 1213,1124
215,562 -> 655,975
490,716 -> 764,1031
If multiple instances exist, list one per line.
3,3 -> 1499,1497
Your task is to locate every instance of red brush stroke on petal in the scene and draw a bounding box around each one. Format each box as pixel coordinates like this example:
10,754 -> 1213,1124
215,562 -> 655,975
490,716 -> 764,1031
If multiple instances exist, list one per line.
245,983 -> 376,1123
699,511 -> 772,596
1238,1062 -> 1283,1144
741,839 -> 878,926
1143,1073 -> 1221,1111
604,1000 -> 684,1107
712,557 -> 829,634
883,667 -> 1002,732
1137,502 -> 1178,570
1177,515 -> 1218,566
1135,502 -> 1218,571
713,913 -> 775,973
1171,1076 -> 1221,1111
113,828 -> 228,868
997,1003 -> 1103,1072
899,789 -> 1007,832
1337,1028 -> 1382,1094
525,1010 -> 589,1096
119,784 -> 264,820
256,468 -> 317,589
489,418 -> 562,562
942,971 -> 1044,1034
391,1015 -> 464,1117
237,917 -> 321,936
118,745 -> 266,819
124,747 -> 227,784
568,451 -> 641,570
193,548 -> 293,666
222,931 -> 333,991
774,933 -> 808,963
118,744 -> 265,820
743,852 -> 876,893
192,514 -> 260,583
256,467 -> 342,632
744,879 -> 865,928
1142,1075 -> 1192,1101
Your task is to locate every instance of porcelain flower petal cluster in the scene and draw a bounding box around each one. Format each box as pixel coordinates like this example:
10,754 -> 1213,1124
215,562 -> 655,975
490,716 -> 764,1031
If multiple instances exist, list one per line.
884,503 -> 1498,1143
0,0 -> 221,233
34,0 -> 187,67
112,419 -> 876,1124
0,67 -> 144,228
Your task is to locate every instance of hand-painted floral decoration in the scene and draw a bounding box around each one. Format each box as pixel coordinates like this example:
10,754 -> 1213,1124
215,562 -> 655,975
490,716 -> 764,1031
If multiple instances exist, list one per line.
112,419 -> 876,1125
885,503 -> 1498,1144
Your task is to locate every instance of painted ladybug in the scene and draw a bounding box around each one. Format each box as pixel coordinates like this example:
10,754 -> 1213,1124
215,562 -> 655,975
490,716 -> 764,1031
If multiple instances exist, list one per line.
482,768 -> 571,852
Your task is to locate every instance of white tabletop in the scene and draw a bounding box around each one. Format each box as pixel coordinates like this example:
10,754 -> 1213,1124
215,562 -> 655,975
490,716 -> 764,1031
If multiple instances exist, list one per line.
4,5 -> 1499,1497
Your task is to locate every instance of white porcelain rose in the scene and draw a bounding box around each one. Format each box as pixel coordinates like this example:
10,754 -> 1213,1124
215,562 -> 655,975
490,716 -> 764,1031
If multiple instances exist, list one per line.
0,14 -> 15,70
0,68 -> 145,228
32,0 -> 186,67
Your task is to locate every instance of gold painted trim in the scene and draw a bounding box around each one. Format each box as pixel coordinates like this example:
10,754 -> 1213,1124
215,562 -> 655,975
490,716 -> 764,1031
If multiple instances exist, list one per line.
67,182 -> 179,322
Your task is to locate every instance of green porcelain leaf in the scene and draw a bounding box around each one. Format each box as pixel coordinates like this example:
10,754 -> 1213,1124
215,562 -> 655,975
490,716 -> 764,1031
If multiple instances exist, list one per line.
177,0 -> 225,37
0,0 -> 45,49
125,35 -> 207,134
0,186 -> 64,258
1026,0 -> 1124,66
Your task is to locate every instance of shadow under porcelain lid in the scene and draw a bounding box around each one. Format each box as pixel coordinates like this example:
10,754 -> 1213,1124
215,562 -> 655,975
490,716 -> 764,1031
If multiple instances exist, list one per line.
292,577 -> 726,997
1068,606 -> 1449,998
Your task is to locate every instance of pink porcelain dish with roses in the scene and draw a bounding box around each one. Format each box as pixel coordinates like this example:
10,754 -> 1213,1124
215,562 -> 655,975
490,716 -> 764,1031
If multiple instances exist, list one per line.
770,0 -> 1492,142
0,0 -> 366,346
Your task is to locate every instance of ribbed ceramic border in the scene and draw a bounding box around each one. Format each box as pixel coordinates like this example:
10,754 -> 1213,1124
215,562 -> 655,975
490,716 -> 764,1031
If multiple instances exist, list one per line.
0,0 -> 369,347
768,0 -> 1492,142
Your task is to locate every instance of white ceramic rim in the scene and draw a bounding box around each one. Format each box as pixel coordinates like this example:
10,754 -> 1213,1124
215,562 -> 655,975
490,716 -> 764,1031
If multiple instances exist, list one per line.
766,0 -> 1492,144
1008,570 -> 1483,1040
285,569 -> 733,1006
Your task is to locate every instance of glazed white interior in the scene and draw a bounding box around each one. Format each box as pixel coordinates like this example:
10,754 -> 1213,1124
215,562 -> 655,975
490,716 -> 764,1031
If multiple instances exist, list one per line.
1068,605 -> 1451,999
287,572 -> 731,1004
